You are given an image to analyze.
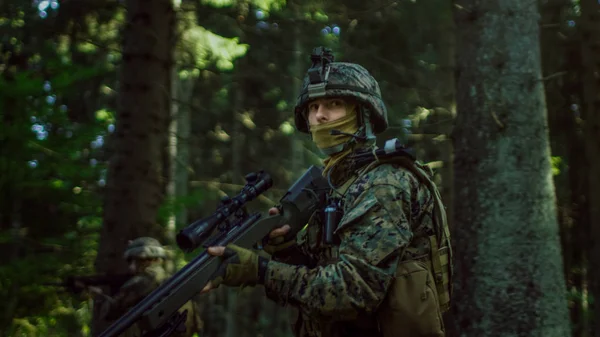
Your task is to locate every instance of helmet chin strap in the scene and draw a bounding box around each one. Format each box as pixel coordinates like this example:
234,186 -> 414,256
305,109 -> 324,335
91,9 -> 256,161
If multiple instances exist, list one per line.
358,106 -> 376,143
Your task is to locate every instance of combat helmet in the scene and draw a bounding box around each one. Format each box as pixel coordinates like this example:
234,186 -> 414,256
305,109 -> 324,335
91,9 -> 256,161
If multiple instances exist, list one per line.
123,237 -> 167,260
294,47 -> 388,139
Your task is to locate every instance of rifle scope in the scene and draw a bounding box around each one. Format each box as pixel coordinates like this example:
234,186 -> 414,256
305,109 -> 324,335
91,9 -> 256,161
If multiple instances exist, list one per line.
176,171 -> 273,252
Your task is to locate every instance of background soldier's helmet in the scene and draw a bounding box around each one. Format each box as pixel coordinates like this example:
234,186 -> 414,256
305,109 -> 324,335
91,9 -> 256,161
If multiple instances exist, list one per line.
123,237 -> 167,260
293,49 -> 388,135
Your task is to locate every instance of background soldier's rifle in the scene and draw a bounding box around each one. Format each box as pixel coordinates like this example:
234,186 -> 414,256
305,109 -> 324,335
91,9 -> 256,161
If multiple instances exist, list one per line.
98,166 -> 329,337
46,273 -> 133,295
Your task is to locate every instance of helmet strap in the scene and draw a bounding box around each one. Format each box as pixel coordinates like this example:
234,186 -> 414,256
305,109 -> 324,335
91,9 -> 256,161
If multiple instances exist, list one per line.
358,106 -> 376,143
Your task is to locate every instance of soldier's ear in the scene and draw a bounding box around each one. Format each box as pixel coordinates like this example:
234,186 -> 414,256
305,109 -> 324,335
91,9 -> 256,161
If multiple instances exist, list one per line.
127,240 -> 133,245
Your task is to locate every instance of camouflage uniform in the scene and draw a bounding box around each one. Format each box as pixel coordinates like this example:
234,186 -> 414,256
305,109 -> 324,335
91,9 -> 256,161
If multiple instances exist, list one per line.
99,237 -> 203,337
264,159 -> 438,336
262,48 -> 451,337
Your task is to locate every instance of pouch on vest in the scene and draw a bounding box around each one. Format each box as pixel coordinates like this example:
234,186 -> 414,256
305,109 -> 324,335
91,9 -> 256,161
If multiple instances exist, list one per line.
377,259 -> 445,337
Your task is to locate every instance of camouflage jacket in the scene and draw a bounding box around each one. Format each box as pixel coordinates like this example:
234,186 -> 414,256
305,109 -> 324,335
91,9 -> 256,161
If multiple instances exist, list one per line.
263,160 -> 437,337
99,264 -> 202,337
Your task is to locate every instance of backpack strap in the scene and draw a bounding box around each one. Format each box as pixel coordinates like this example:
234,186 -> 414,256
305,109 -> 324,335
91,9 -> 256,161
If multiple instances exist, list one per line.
335,161 -> 376,197
395,158 -> 453,312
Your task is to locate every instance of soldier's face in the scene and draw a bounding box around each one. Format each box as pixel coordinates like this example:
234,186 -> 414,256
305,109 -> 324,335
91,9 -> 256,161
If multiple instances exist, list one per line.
128,258 -> 150,273
128,259 -> 140,273
307,98 -> 348,126
128,258 -> 161,273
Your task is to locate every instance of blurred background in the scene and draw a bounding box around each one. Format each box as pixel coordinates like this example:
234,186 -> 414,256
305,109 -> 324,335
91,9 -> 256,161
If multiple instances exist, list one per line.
0,0 -> 596,336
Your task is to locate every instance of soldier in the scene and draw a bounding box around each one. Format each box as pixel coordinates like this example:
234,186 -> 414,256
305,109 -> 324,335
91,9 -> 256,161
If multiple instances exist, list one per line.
203,47 -> 453,337
97,237 -> 203,337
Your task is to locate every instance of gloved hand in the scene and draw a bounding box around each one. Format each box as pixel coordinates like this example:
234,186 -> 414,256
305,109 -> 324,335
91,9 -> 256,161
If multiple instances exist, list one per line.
263,207 -> 295,256
209,244 -> 269,288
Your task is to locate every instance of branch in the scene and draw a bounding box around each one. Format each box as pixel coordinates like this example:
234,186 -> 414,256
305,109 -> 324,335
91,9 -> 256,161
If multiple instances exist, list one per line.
490,111 -> 505,129
189,180 -> 282,205
539,71 -> 567,82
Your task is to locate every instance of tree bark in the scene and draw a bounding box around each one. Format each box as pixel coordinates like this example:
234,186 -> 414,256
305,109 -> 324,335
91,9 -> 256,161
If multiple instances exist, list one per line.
93,0 -> 175,333
451,1 -> 570,336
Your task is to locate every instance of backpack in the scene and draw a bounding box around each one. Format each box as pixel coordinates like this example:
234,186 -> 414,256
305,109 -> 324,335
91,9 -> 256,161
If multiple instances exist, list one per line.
338,156 -> 453,337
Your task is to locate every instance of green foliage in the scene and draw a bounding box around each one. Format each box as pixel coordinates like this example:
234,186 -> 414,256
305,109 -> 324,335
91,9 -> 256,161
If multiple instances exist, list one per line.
157,189 -> 208,229
0,2 -> 116,335
551,156 -> 563,176
179,25 -> 249,71
200,0 -> 286,11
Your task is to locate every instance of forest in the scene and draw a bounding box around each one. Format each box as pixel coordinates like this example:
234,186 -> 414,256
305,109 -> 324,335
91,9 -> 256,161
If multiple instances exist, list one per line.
0,0 -> 598,336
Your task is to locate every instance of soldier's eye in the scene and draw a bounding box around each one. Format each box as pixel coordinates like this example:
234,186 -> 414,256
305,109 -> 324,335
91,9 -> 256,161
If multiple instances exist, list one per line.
328,99 -> 344,108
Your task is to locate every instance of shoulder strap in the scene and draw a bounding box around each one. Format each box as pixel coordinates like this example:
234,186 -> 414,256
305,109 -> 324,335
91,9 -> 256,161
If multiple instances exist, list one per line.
336,161 -> 376,197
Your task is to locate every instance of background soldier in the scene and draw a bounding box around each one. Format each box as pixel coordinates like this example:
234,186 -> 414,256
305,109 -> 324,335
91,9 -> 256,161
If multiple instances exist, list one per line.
96,237 -> 203,337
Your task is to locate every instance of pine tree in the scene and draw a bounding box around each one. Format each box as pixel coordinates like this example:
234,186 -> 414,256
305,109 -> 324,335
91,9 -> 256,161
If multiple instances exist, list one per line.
451,0 -> 570,335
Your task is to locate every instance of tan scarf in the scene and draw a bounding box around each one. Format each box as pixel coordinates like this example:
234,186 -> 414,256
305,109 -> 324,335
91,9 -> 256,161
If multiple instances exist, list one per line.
309,105 -> 359,176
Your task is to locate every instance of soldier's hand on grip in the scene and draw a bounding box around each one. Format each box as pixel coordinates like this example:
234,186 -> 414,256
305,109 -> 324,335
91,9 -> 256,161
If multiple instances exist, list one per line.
263,207 -> 295,255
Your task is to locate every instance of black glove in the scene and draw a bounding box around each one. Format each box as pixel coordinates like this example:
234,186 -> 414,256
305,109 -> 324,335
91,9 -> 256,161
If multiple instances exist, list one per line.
210,244 -> 269,288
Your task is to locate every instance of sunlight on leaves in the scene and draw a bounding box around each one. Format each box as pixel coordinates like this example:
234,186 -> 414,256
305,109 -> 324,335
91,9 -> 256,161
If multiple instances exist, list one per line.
263,87 -> 282,101
77,41 -> 97,53
263,128 -> 275,141
201,0 -> 286,10
279,121 -> 295,135
12,318 -> 36,335
313,11 -> 329,23
180,26 -> 248,70
77,216 -> 102,230
551,156 -> 562,176
199,0 -> 236,7
252,0 -> 286,11
237,112 -> 257,130
95,109 -> 115,123
276,100 -> 288,111
51,179 -> 65,189
209,124 -> 231,142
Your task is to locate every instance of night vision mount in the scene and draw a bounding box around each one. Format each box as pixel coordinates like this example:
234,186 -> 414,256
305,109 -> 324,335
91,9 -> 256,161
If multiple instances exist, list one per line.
307,47 -> 335,98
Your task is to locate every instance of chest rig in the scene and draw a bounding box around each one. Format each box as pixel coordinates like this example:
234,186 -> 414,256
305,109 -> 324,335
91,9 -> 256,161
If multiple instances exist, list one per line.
312,139 -> 417,261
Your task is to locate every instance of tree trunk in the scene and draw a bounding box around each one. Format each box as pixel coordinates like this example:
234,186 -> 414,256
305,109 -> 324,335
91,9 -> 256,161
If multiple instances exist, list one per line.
451,1 -> 570,336
0,55 -> 24,336
167,72 -> 194,239
93,0 -> 175,333
580,0 -> 600,335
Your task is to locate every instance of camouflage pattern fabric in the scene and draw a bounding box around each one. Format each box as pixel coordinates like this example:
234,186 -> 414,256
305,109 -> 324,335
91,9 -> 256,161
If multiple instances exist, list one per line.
264,159 -> 437,337
294,62 -> 388,134
123,237 -> 167,260
99,263 -> 202,337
